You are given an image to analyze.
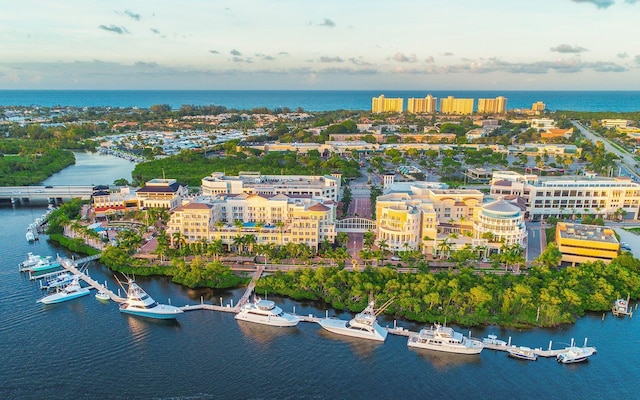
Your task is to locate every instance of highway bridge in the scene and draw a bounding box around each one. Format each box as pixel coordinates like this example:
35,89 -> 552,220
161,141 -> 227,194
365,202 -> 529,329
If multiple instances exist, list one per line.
0,185 -> 95,202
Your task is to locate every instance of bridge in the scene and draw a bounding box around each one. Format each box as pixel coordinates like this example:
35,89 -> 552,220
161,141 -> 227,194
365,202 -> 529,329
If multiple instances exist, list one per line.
0,186 -> 95,202
335,217 -> 377,233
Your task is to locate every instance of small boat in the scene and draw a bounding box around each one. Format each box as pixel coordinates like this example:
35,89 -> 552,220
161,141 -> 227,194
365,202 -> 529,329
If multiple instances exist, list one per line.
482,334 -> 507,347
117,277 -> 183,320
29,259 -> 62,273
235,297 -> 299,327
40,272 -> 75,290
38,276 -> 90,304
317,297 -> 393,342
26,229 -> 36,242
507,346 -> 537,361
95,289 -> 110,302
19,252 -> 44,271
612,297 -> 631,317
408,324 -> 484,355
557,346 -> 596,364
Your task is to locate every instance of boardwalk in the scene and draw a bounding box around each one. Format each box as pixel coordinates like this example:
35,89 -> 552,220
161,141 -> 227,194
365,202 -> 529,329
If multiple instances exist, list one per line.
236,264 -> 264,309
58,257 -> 125,303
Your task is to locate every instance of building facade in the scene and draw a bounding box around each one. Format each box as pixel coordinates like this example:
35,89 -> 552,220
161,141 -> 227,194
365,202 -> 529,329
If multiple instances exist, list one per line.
477,96 -> 507,114
407,95 -> 437,114
555,222 -> 620,265
371,95 -> 403,113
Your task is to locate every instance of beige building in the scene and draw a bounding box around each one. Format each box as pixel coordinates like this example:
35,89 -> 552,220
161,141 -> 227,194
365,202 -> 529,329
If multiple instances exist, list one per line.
167,193 -> 336,251
201,172 -> 341,203
490,171 -> 640,221
477,96 -> 507,114
473,199 -> 527,250
556,222 -> 620,265
407,95 -> 437,114
135,179 -> 188,211
439,96 -> 474,115
532,101 -> 546,112
601,119 -> 629,129
372,95 -> 403,113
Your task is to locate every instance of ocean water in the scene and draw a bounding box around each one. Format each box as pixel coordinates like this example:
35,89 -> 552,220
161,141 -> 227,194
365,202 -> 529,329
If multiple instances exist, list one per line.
0,90 -> 639,112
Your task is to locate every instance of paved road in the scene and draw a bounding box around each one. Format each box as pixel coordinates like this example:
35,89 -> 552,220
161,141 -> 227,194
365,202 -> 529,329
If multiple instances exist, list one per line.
572,121 -> 640,179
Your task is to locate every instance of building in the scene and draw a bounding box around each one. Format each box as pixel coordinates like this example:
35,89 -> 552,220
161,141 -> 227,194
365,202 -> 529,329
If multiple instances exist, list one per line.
490,171 -> 640,221
532,101 -> 546,112
477,96 -> 507,114
372,95 -> 403,113
601,119 -> 629,129
555,222 -> 620,265
407,95 -> 437,114
439,96 -> 474,115
201,172 -> 341,203
135,179 -> 188,210
166,193 -> 337,252
92,187 -> 139,217
541,128 -> 573,140
473,199 -> 527,251
530,118 -> 556,130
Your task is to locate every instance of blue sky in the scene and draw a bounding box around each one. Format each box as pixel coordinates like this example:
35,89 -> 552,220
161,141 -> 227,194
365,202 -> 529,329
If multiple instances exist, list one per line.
1,0 -> 639,90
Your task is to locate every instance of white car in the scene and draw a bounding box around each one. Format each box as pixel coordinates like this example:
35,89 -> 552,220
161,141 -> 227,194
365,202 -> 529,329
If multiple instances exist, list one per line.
390,256 -> 401,261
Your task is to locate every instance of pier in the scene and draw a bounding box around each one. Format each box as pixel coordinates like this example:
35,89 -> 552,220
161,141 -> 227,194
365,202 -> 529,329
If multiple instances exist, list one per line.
58,256 -> 125,303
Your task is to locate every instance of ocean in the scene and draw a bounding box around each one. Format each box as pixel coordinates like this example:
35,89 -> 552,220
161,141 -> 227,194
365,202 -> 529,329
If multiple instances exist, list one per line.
0,90 -> 639,112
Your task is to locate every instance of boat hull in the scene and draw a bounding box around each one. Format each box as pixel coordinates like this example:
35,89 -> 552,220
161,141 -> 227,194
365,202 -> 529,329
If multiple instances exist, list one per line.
408,336 -> 483,355
317,318 -> 387,342
119,305 -> 183,320
39,288 -> 91,304
235,312 -> 300,327
30,262 -> 61,273
508,350 -> 537,361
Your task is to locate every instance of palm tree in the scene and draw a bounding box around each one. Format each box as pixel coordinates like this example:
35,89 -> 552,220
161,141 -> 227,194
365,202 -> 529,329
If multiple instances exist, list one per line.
208,239 -> 224,261
275,220 -> 285,245
377,239 -> 389,263
233,234 -> 244,255
336,231 -> 349,248
215,220 -> 225,232
171,231 -> 185,249
244,234 -> 257,254
436,238 -> 451,259
363,230 -> 376,251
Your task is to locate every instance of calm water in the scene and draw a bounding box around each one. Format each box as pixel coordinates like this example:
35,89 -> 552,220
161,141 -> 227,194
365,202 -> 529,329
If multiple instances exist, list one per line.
2,152 -> 640,400
1,90 -> 639,112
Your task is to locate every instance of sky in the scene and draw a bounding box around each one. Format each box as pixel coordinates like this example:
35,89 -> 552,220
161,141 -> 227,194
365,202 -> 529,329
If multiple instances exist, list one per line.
1,0 -> 639,90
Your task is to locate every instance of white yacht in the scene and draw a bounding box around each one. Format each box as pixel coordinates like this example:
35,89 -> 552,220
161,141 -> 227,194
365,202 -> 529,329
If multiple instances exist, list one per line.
408,324 -> 484,355
19,252 -> 44,271
482,334 -> 507,347
612,298 -> 631,317
118,277 -> 183,320
507,346 -> 537,361
38,276 -> 90,305
235,297 -> 300,327
317,298 -> 393,342
557,346 -> 596,364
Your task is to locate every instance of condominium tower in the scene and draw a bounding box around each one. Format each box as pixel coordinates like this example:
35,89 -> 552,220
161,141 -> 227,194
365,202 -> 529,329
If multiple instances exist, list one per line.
407,95 -> 437,114
439,96 -> 474,115
477,96 -> 507,114
371,95 -> 403,113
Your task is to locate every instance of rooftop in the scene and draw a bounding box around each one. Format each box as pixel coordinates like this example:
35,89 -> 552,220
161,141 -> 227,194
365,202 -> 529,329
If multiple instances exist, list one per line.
556,222 -> 618,244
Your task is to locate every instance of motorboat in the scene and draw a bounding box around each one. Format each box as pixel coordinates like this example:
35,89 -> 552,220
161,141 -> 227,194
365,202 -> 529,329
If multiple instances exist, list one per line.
40,272 -> 75,290
95,289 -> 110,302
408,324 -> 484,355
19,252 -> 44,271
38,276 -> 90,304
557,346 -> 596,364
117,277 -> 183,320
29,258 -> 62,273
317,298 -> 393,342
507,346 -> 538,361
612,297 -> 631,317
482,334 -> 507,347
26,229 -> 36,242
235,297 -> 299,327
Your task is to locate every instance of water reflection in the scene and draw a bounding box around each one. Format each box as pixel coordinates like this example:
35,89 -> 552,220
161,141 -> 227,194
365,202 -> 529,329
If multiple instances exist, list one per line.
410,347 -> 483,370
316,327 -> 382,358
237,320 -> 299,346
123,314 -> 180,342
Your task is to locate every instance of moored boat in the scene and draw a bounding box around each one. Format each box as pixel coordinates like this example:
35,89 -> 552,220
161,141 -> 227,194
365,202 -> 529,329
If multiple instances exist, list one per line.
408,324 -> 483,355
482,334 -> 507,347
235,297 -> 299,327
117,277 -> 183,320
29,259 -> 62,273
40,272 -> 75,290
317,298 -> 393,342
38,276 -> 90,304
26,229 -> 36,242
557,346 -> 596,364
95,289 -> 110,302
19,252 -> 44,271
612,297 -> 631,317
507,346 -> 537,361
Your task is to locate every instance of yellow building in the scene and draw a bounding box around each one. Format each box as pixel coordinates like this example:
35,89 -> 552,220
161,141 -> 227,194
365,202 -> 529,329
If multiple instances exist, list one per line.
477,96 -> 507,114
439,96 -> 474,115
555,222 -> 620,265
532,101 -> 546,112
407,95 -> 437,114
372,95 -> 403,113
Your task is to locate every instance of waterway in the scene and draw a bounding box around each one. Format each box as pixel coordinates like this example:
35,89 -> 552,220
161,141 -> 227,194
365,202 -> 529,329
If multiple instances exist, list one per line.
1,152 -> 639,400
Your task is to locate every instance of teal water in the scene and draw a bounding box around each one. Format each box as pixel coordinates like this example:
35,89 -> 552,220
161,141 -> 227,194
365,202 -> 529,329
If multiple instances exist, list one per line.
1,90 -> 639,112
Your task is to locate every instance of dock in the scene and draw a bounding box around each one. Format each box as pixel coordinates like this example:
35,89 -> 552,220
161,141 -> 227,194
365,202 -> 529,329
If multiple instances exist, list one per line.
58,256 -> 125,303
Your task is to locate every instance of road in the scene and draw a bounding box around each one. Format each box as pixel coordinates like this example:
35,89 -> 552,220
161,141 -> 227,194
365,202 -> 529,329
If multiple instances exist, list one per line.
572,121 -> 640,179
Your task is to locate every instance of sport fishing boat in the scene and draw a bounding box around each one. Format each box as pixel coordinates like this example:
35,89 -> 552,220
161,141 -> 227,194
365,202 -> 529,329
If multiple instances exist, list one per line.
407,324 -> 484,355
117,277 -> 183,320
38,276 -> 90,305
317,298 -> 393,342
612,297 -> 631,317
19,252 -> 45,271
235,296 -> 300,327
